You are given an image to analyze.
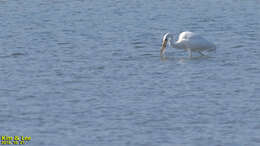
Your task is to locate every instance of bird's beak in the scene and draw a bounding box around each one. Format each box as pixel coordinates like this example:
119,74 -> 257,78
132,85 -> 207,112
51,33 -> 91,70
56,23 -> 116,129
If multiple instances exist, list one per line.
160,39 -> 167,56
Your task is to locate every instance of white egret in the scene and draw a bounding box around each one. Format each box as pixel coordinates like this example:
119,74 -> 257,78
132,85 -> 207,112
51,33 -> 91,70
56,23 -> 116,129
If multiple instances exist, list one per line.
160,31 -> 216,58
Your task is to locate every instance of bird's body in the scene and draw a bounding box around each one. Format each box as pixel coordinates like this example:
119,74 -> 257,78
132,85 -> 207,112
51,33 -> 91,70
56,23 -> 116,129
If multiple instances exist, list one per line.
160,31 -> 216,58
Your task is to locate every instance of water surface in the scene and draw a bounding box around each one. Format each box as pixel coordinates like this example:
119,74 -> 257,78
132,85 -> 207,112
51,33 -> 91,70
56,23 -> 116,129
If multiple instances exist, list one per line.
0,0 -> 260,146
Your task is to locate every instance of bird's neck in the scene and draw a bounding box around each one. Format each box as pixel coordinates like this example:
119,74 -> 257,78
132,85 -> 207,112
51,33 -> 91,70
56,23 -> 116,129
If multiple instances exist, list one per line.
169,39 -> 181,49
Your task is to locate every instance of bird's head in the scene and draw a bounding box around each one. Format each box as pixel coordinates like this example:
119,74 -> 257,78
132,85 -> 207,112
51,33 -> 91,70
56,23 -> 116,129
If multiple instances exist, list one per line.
160,33 -> 173,56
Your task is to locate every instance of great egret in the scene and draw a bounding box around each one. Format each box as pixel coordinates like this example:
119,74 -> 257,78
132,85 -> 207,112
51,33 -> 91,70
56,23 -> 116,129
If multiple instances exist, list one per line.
160,31 -> 216,58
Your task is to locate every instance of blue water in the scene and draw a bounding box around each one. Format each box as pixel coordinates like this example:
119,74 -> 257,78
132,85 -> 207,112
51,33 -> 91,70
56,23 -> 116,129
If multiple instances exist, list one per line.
0,0 -> 260,146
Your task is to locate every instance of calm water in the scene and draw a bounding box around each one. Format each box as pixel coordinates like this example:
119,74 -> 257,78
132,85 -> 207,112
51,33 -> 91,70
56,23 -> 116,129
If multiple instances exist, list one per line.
0,0 -> 260,145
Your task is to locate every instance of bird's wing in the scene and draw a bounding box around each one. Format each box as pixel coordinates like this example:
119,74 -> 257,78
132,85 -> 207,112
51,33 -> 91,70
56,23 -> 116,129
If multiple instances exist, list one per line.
177,32 -> 216,51
182,36 -> 214,50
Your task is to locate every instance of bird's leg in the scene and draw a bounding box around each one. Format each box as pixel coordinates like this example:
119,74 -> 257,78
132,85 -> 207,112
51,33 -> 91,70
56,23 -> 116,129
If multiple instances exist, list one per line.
188,49 -> 192,58
199,51 -> 206,56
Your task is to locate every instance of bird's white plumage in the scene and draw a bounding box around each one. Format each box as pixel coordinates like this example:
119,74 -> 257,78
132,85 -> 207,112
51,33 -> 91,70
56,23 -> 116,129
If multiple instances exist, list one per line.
176,31 -> 215,51
160,31 -> 216,58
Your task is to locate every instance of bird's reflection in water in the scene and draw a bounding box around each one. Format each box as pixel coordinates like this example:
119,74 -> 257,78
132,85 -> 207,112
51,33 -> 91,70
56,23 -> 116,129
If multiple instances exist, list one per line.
160,55 -> 211,62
